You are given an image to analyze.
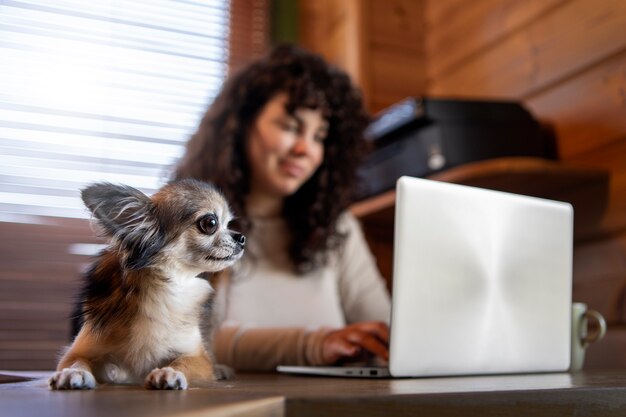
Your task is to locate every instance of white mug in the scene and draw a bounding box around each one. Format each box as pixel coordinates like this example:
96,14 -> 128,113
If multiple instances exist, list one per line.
570,302 -> 607,372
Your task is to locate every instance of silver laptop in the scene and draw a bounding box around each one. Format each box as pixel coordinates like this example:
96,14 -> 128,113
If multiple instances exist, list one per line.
278,176 -> 573,378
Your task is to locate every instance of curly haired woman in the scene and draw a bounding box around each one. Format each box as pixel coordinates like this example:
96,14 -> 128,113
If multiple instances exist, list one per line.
173,44 -> 391,371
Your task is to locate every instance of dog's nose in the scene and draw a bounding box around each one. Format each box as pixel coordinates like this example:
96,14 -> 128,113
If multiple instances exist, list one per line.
233,233 -> 246,247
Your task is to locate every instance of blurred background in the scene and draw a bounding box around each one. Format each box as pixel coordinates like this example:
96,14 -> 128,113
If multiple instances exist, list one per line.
0,0 -> 625,371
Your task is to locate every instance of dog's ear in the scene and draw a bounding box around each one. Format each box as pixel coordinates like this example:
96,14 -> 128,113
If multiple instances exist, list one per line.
81,183 -> 165,269
81,182 -> 152,237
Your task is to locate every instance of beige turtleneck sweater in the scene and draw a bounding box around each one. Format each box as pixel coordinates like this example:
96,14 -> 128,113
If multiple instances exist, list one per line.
213,212 -> 391,371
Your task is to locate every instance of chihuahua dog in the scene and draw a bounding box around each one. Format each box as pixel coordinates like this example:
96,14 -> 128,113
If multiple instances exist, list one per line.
49,179 -> 245,390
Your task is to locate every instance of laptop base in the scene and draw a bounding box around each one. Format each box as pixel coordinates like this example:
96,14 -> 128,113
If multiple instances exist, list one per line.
276,365 -> 391,378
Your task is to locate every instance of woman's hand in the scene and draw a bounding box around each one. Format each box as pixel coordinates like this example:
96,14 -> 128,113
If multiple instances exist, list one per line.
320,321 -> 389,365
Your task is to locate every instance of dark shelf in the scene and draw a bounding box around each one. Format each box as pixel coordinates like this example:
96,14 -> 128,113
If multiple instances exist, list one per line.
350,157 -> 610,242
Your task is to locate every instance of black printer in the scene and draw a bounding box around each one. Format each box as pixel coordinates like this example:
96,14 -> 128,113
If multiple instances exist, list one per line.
356,97 -> 556,200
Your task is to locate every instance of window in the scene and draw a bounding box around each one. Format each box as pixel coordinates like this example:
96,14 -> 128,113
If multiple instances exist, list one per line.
0,0 -> 230,222
0,0 -> 275,372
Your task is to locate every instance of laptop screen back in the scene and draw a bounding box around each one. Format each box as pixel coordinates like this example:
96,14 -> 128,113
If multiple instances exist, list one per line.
389,176 -> 573,377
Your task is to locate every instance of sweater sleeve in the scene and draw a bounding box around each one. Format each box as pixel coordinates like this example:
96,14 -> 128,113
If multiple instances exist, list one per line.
336,212 -> 391,324
213,325 -> 332,371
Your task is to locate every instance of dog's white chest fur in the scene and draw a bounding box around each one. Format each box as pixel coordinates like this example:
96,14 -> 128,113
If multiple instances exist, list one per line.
115,269 -> 212,382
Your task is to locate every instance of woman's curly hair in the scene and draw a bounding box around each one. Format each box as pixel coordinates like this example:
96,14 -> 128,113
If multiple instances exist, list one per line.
172,44 -> 370,273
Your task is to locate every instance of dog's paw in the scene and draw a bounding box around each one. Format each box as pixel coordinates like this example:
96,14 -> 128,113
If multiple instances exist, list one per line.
49,368 -> 96,390
144,367 -> 188,390
213,364 -> 235,380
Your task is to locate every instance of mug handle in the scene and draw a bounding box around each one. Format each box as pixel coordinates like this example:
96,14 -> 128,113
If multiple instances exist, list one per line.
582,309 -> 607,345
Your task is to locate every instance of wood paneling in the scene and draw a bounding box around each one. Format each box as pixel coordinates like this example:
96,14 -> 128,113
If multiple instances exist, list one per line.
585,324 -> 626,370
526,51 -> 626,160
299,0 -> 426,113
424,0 -> 465,28
299,0 -> 367,92
366,0 -> 426,112
567,138 -> 626,238
426,0 -> 566,80
428,0 -> 626,99
0,217 -> 95,370
368,43 -> 427,110
228,0 -> 270,73
519,13 -> 626,240
573,232 -> 626,323
368,0 -> 425,51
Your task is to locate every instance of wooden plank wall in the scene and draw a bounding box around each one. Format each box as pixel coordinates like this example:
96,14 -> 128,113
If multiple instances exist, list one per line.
0,218 -> 99,370
299,0 -> 426,112
425,0 -> 626,369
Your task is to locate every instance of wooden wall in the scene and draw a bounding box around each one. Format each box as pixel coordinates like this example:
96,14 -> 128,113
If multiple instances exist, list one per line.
299,0 -> 426,112
301,0 -> 626,369
424,0 -> 626,369
0,218 -> 98,370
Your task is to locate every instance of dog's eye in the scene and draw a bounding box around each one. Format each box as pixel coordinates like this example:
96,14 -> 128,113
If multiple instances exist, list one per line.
197,214 -> 219,235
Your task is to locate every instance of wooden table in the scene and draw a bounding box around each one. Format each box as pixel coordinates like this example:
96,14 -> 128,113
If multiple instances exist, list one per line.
1,370 -> 626,416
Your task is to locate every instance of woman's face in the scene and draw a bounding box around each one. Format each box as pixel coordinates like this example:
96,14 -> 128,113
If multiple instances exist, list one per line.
246,93 -> 328,198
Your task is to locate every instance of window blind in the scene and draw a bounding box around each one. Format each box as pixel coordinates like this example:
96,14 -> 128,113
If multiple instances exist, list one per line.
0,0 -> 231,222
